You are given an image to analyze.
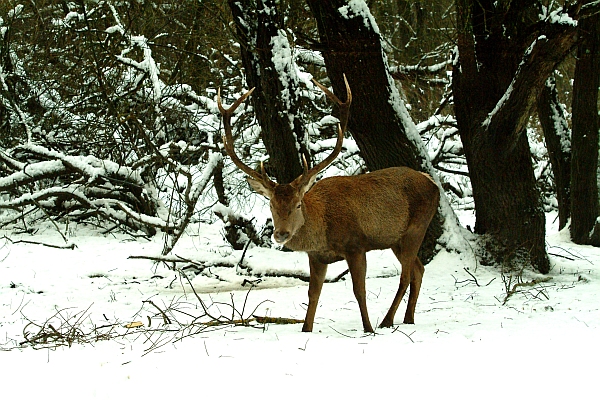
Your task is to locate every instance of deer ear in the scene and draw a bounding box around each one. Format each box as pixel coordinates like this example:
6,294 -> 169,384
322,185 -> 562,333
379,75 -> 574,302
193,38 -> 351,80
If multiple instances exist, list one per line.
247,177 -> 274,198
296,174 -> 317,197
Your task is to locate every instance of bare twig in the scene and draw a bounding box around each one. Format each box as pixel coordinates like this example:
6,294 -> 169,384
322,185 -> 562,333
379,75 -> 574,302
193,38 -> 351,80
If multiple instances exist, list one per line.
142,300 -> 172,325
502,276 -> 553,305
391,327 -> 416,343
8,289 -> 298,353
459,267 -> 495,287
4,237 -> 77,250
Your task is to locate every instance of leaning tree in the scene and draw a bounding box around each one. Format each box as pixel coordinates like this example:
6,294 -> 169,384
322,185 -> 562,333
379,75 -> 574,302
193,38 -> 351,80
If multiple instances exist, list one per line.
453,0 -> 598,273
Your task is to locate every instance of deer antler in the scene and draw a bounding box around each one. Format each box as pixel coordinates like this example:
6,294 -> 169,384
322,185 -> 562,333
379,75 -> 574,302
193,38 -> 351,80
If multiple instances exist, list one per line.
217,87 -> 274,186
218,74 -> 351,188
302,74 -> 352,183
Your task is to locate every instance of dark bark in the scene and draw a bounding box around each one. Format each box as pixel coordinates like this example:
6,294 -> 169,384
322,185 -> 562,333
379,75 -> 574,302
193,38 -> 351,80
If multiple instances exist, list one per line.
570,13 -> 600,245
228,0 -> 307,184
213,158 -> 228,207
537,76 -> 571,230
305,0 -> 443,263
453,0 -> 582,273
306,0 -> 422,172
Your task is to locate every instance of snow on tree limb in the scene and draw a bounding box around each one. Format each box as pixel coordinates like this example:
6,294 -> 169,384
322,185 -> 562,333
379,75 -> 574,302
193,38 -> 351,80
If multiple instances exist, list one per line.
482,37 -> 543,130
0,160 -> 65,190
338,0 -> 380,34
0,141 -> 223,235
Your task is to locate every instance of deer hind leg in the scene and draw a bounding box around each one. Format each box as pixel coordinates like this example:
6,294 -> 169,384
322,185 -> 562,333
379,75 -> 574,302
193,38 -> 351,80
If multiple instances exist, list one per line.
379,244 -> 410,328
302,256 -> 328,332
346,251 -> 374,333
403,256 -> 424,324
380,228 -> 427,328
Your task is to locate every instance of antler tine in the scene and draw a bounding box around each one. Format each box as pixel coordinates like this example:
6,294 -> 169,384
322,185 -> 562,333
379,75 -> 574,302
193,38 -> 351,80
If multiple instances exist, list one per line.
304,74 -> 351,180
217,87 -> 255,116
311,73 -> 352,133
218,87 -> 272,184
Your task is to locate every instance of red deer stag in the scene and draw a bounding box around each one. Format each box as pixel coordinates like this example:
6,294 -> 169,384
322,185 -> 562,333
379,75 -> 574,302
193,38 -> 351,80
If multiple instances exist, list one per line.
217,77 -> 439,332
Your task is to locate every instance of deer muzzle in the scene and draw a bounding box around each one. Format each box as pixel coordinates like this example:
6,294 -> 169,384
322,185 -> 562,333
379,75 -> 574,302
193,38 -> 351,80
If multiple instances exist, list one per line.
274,230 -> 291,244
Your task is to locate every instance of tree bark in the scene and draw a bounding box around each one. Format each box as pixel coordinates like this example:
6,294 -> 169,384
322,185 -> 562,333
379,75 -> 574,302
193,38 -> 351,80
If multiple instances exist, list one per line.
570,13 -> 600,245
228,0 -> 308,184
537,76 -> 571,230
306,0 -> 422,172
305,0 -> 445,262
453,0 -> 581,273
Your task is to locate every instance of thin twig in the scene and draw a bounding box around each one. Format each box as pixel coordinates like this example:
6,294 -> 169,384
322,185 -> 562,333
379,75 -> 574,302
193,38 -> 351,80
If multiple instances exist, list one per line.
4,237 -> 76,250
142,300 -> 172,325
31,199 -> 69,244
392,327 -> 415,343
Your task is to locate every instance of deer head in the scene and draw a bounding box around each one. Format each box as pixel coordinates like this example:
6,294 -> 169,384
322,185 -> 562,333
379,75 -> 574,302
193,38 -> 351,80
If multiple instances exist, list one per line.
217,76 -> 351,245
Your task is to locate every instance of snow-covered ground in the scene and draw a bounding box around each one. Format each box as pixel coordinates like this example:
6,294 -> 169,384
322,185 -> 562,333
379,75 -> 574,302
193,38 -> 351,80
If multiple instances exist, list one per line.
0,211 -> 598,399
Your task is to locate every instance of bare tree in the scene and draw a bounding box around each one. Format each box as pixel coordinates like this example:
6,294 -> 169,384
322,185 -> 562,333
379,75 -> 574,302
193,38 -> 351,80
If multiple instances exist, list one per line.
570,11 -> 600,245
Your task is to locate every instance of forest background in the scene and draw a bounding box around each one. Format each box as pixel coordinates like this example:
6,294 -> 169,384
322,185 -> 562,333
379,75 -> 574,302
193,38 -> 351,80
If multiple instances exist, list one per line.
0,0 -> 599,283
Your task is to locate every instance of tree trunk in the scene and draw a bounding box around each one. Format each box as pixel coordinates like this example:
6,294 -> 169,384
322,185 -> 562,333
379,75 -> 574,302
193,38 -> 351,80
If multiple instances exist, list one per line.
537,76 -> 571,230
453,0 -> 581,273
570,13 -> 600,245
305,0 -> 446,262
228,0 -> 307,184
306,0 -> 422,172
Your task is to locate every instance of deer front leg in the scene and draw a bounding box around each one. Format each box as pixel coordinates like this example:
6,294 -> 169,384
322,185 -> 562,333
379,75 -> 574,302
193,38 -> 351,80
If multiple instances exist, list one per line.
302,256 -> 328,332
346,251 -> 374,333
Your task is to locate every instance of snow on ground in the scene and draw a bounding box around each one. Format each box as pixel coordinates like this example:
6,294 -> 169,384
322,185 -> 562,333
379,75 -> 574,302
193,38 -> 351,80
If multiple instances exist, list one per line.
0,211 -> 598,399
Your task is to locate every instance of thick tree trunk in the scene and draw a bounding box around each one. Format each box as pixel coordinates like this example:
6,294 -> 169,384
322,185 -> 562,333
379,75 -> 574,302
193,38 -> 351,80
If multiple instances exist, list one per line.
453,0 -> 581,273
305,0 -> 445,262
537,76 -> 571,230
306,0 -> 422,172
570,13 -> 600,245
228,0 -> 307,184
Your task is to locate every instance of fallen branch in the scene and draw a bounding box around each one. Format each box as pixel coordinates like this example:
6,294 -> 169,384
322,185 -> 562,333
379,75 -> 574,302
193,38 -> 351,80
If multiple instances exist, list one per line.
7,291 -> 298,353
4,237 -> 77,250
129,252 -> 346,284
0,141 -> 219,238
453,267 -> 496,287
253,315 -> 304,325
502,276 -> 553,305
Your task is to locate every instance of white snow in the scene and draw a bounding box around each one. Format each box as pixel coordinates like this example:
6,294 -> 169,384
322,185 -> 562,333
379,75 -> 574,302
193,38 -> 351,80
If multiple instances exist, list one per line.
545,79 -> 571,153
338,0 -> 380,35
270,29 -> 299,111
540,5 -> 578,26
1,211 -> 598,399
269,27 -> 313,156
7,4 -> 24,19
0,3 -> 597,398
